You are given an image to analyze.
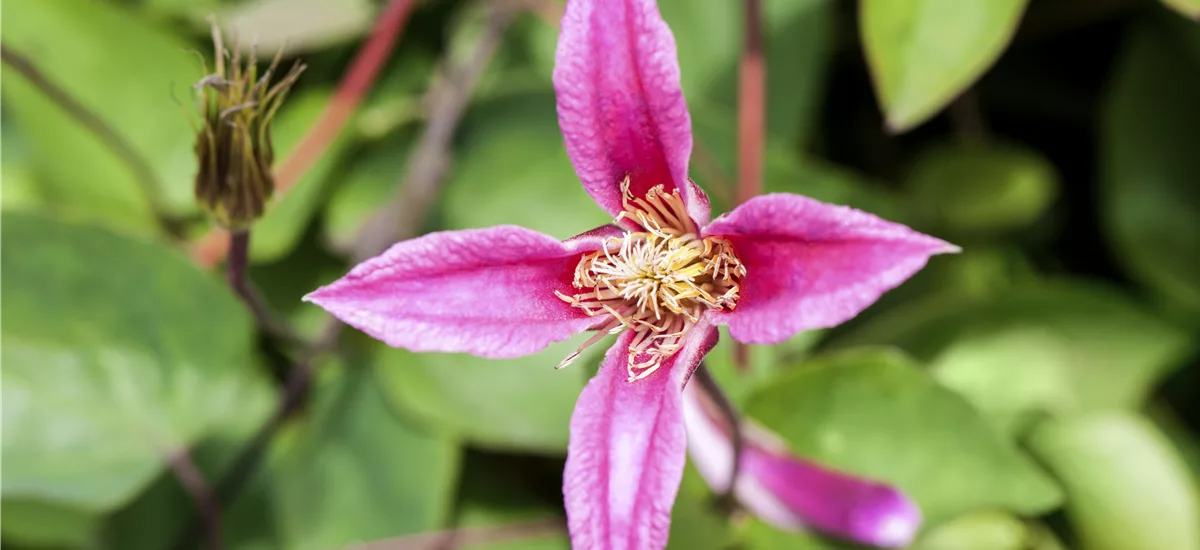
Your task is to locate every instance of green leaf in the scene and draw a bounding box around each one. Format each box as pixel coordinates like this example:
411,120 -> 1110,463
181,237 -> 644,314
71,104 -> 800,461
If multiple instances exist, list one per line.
96,367 -> 276,550
913,510 -> 1028,550
903,143 -> 1058,236
666,465 -> 733,550
373,337 -> 596,454
0,500 -> 100,547
221,0 -> 375,56
833,281 -> 1194,417
861,0 -> 1028,132
1028,413 -> 1200,550
451,453 -> 569,550
702,327 -> 824,408
0,213 -> 263,513
662,0 -> 835,147
0,0 -> 203,232
1162,0 -> 1200,20
745,349 -> 1063,525
272,361 -> 461,549
740,518 -> 848,550
1100,20 -> 1200,319
322,129 -> 418,251
443,92 -> 612,238
250,88 -> 355,262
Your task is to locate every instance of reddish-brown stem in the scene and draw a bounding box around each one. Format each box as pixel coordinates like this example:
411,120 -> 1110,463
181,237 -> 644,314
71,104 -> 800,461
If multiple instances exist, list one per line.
274,0 -> 417,193
165,447 -> 223,550
190,0 -> 418,268
731,0 -> 765,373
736,0 -> 765,205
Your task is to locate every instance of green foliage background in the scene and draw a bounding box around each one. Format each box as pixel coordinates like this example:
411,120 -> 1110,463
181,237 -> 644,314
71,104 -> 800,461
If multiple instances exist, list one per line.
2,0 -> 1199,549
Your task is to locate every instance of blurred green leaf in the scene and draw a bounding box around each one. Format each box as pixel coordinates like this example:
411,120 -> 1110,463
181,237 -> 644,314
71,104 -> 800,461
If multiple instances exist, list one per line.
1100,21 -> 1200,319
740,518 -> 848,550
1,114 -> 43,212
702,327 -> 824,408
251,88 -> 355,262
745,349 -> 1063,525
0,213 -> 263,516
222,0 -> 375,56
451,454 -> 568,550
0,0 -> 202,231
272,361 -> 461,549
322,128 -> 418,251
0,500 -> 100,547
374,337 -> 595,454
903,143 -> 1058,236
663,0 -> 834,147
1028,413 -> 1200,550
1162,0 -> 1200,20
666,465 -> 732,550
443,92 -> 612,238
913,510 -> 1027,550
861,0 -> 1028,132
833,281 -> 1194,417
98,384 -> 276,550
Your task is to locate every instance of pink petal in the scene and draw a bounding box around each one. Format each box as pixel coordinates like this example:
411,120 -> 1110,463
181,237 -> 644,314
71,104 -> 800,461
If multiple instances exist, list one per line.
554,0 -> 710,227
564,318 -> 719,550
682,386 -> 922,548
304,225 -> 609,358
703,194 -> 958,343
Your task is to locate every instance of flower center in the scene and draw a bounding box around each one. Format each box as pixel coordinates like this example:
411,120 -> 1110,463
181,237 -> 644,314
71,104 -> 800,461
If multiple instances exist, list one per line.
556,177 -> 745,382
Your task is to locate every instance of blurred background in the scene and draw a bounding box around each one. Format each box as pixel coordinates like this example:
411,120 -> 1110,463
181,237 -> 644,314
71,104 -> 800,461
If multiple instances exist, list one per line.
2,0 -> 1199,549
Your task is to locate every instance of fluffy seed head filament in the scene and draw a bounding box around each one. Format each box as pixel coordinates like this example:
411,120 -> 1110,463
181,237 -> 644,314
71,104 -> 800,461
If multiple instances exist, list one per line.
557,177 -> 745,382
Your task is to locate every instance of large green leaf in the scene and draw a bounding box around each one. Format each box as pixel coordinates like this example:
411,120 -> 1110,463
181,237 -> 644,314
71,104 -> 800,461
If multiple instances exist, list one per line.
833,281 -> 1194,419
271,362 -> 461,549
442,91 -> 612,239
322,129 -> 418,251
903,142 -> 1058,236
745,349 -> 1063,526
662,0 -> 834,147
913,510 -> 1028,550
0,213 -> 264,519
666,465 -> 733,550
97,385 -> 276,550
1162,0 -> 1200,20
1100,21 -> 1200,319
374,338 -> 596,454
861,0 -> 1028,132
1028,413 -> 1200,550
450,453 -> 569,550
1,0 -> 203,232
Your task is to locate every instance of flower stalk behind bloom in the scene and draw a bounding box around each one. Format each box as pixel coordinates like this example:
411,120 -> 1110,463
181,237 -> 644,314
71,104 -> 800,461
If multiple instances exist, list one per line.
193,22 -> 304,230
682,383 -> 923,548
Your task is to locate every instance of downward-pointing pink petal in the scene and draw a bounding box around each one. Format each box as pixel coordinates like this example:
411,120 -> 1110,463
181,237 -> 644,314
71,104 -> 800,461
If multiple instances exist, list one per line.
704,194 -> 958,344
564,318 -> 718,550
305,225 -> 609,358
554,0 -> 710,226
682,385 -> 922,548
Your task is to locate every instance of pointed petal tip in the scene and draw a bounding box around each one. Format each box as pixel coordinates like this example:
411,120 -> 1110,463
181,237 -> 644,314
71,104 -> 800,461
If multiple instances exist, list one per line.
849,485 -> 923,548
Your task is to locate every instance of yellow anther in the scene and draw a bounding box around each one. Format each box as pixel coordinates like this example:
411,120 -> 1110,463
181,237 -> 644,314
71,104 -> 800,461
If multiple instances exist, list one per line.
556,177 -> 745,381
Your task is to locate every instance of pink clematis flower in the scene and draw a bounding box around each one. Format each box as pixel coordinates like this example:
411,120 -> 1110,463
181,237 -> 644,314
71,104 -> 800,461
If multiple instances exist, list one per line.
682,383 -> 923,548
305,0 -> 956,548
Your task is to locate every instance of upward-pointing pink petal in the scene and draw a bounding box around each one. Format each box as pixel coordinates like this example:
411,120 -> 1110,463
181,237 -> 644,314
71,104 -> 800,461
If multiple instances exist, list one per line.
554,0 -> 710,227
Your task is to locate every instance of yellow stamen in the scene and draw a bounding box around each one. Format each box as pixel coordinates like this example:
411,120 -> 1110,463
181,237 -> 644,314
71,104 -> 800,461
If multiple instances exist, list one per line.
557,176 -> 746,381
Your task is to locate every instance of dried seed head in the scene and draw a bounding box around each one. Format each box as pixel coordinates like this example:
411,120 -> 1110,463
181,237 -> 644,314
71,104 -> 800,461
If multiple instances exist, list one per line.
193,21 -> 305,230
